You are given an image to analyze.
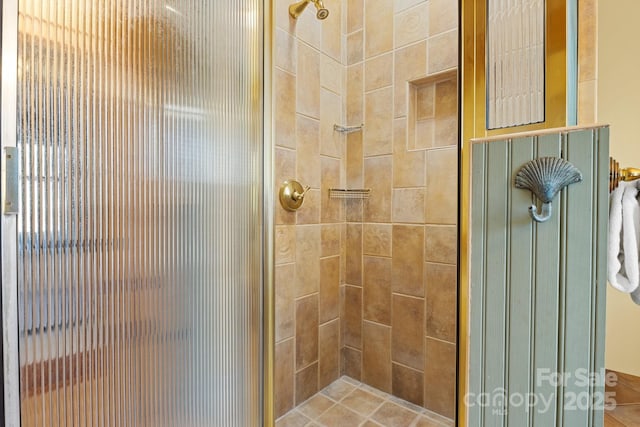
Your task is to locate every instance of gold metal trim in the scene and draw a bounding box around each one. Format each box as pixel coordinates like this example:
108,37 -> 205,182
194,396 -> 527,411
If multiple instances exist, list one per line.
460,0 -> 569,424
610,157 -> 640,192
263,0 -> 275,425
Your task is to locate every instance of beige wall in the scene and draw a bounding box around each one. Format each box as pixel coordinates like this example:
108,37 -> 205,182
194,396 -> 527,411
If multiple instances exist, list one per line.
598,0 -> 640,378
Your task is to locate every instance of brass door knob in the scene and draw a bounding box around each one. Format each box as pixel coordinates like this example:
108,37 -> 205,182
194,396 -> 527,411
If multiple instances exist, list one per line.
279,180 -> 310,212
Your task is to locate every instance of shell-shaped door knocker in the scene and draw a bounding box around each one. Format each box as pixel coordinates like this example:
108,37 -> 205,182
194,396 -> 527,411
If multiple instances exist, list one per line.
514,157 -> 583,223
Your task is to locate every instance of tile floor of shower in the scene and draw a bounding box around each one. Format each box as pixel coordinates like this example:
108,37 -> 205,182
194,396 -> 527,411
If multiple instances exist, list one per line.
276,376 -> 454,427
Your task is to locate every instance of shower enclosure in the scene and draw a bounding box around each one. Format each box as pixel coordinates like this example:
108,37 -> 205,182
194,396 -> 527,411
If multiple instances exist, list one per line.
1,1 -> 267,425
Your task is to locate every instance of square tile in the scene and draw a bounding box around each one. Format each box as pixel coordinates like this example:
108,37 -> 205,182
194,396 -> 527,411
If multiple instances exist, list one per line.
316,404 -> 365,426
341,388 -> 385,416
370,401 -> 419,426
321,378 -> 357,401
296,394 -> 335,419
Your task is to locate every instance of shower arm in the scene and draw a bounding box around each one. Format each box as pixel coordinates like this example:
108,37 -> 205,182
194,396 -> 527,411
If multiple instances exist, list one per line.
289,0 -> 329,20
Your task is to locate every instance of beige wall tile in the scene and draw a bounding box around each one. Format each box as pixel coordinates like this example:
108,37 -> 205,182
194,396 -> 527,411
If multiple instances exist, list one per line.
320,256 -> 341,323
321,156 -> 344,223
347,30 -> 364,65
364,0 -> 394,58
275,0 -> 296,34
363,256 -> 392,325
364,156 -> 393,222
425,147 -> 457,224
394,0 -> 425,13
276,147 -> 297,225
363,223 -> 392,257
424,337 -> 456,418
392,294 -> 425,369
395,42 -> 427,117
347,64 -> 364,125
578,79 -> 597,125
297,42 -> 321,118
392,188 -> 426,224
394,2 -> 429,48
394,120 -> 427,187
391,225 -> 425,296
425,262 -> 457,342
395,146 -> 427,185
296,6 -> 322,49
319,319 -> 340,388
415,119 -> 436,149
322,0 -> 342,61
392,363 -> 424,406
578,0 -> 597,82
321,53 -> 344,95
347,0 -> 364,33
365,53 -> 393,92
321,224 -> 342,257
276,263 -> 296,342
429,0 -> 457,36
427,30 -> 458,74
343,285 -> 363,349
275,28 -> 297,74
346,223 -> 363,285
295,361 -> 319,405
320,89 -> 344,158
347,132 -> 364,188
295,225 -> 321,296
275,338 -> 295,418
275,69 -> 297,149
416,83 -> 435,120
276,225 -> 296,264
433,78 -> 458,148
341,347 -> 362,380
364,87 -> 394,156
347,199 -> 364,223
425,225 -> 457,265
297,189 -> 321,224
296,114 -> 321,189
296,294 -> 319,370
362,321 -> 392,393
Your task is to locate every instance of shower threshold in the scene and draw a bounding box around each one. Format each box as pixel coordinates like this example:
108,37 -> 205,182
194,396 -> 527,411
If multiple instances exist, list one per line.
276,376 -> 454,427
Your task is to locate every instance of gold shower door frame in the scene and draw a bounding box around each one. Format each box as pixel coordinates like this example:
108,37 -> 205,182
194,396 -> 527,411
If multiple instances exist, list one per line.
0,1 -> 276,426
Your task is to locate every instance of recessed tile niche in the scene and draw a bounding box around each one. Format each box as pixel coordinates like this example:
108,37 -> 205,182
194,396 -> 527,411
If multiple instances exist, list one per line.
408,70 -> 458,151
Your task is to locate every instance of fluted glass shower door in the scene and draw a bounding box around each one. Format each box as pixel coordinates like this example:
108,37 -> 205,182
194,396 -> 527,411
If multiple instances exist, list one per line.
2,1 -> 264,425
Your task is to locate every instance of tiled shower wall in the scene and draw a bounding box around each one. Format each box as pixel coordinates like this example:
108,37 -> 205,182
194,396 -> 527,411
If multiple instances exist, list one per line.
340,0 -> 458,419
272,0 -> 459,420
273,0 -> 348,418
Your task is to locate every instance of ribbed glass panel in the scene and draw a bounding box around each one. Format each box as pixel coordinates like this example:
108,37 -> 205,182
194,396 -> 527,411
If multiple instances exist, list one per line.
486,0 -> 545,129
16,1 -> 263,426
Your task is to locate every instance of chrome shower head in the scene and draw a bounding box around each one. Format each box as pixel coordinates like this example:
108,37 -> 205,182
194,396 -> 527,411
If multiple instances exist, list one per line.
289,0 -> 330,20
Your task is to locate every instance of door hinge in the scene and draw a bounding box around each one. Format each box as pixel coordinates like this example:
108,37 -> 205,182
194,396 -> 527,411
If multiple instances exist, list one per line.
2,147 -> 19,215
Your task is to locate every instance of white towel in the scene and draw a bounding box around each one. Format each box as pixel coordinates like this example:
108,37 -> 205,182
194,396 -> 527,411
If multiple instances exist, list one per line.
608,181 -> 640,301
